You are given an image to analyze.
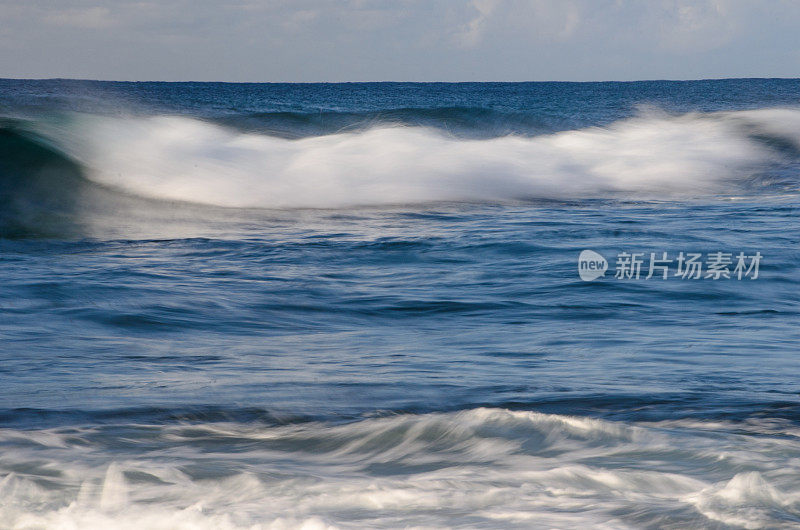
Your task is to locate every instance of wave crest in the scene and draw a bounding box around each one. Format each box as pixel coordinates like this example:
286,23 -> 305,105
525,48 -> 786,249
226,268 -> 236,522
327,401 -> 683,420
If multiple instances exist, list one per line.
23,107 -> 800,209
2,408 -> 800,529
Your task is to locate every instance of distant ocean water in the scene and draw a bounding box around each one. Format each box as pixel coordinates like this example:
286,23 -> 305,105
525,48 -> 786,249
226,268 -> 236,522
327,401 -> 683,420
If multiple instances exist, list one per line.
1,79 -> 800,528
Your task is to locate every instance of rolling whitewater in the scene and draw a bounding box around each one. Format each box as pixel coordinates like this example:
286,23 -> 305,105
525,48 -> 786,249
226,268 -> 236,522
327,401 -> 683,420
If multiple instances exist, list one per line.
1,79 -> 800,528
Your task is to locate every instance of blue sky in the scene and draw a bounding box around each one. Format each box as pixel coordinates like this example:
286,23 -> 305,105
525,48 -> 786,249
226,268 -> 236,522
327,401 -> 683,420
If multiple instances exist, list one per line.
1,0 -> 799,81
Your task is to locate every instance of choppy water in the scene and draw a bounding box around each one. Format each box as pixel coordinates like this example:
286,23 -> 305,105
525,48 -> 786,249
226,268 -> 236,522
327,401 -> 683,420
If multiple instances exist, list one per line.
1,79 -> 800,529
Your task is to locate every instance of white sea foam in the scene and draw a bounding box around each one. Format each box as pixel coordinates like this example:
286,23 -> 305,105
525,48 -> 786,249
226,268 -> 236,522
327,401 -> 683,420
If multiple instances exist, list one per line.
30,108 -> 800,208
2,408 -> 800,529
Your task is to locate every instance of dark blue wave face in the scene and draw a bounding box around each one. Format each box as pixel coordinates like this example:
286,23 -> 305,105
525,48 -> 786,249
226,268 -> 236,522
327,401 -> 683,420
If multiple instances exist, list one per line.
1,79 -> 800,528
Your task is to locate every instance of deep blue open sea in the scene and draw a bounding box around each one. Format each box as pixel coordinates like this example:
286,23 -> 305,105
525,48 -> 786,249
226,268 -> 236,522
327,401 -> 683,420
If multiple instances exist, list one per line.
1,79 -> 800,528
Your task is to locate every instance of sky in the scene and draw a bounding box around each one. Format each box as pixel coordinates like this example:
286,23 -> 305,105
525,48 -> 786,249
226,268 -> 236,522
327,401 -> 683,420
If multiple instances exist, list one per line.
1,0 -> 799,82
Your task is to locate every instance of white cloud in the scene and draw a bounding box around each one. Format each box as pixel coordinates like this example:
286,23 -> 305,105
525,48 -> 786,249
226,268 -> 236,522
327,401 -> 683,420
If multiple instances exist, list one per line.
454,0 -> 500,48
656,0 -> 742,52
44,6 -> 115,29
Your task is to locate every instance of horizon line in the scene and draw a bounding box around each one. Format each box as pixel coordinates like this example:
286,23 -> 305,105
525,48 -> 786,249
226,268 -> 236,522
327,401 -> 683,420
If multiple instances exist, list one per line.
2,76 -> 800,84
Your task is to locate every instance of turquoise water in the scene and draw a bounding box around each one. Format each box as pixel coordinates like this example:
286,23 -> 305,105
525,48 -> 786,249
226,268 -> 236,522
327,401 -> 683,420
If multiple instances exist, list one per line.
1,79 -> 800,528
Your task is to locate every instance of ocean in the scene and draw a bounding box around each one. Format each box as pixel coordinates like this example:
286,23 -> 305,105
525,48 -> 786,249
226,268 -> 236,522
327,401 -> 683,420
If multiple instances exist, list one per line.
1,78 -> 799,528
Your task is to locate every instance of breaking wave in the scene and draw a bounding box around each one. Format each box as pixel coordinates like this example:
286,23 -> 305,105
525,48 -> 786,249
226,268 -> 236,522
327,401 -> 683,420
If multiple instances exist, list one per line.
2,407 -> 800,529
36,108 -> 800,207
1,106 -> 799,237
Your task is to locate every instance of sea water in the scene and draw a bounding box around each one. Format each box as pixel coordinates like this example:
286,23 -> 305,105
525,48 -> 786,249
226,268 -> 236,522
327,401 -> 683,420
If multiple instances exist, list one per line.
1,79 -> 800,528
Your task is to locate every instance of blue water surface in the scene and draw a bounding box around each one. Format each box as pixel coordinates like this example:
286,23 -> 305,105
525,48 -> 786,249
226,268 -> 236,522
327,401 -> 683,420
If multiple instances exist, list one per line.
1,79 -> 799,528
